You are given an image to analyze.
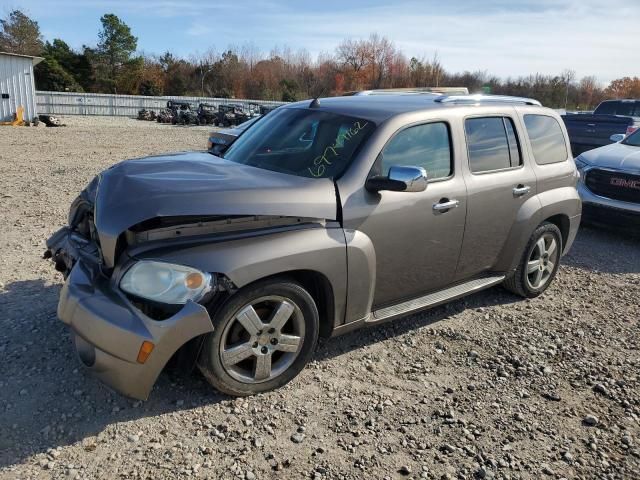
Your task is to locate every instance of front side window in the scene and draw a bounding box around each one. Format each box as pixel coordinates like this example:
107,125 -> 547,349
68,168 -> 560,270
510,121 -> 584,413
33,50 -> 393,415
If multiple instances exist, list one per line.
622,128 -> 640,147
222,108 -> 375,179
465,117 -> 521,173
381,122 -> 452,180
524,114 -> 568,165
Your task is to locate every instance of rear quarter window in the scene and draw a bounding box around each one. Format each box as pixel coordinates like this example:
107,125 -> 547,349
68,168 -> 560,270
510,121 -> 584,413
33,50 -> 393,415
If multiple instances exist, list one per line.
523,115 -> 568,165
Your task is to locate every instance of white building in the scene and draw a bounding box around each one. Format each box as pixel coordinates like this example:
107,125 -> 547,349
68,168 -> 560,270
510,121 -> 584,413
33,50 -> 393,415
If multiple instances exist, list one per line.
0,52 -> 43,122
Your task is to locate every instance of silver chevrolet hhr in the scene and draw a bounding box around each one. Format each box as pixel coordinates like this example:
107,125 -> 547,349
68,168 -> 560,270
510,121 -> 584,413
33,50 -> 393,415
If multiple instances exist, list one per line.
45,93 -> 581,399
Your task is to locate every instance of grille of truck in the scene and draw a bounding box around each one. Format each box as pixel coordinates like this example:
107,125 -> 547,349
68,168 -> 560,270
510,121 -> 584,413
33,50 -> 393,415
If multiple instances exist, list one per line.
585,169 -> 640,204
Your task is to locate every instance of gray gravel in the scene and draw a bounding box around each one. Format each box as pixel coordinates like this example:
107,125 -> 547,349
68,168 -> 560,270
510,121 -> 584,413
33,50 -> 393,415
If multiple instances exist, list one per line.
1,116 -> 639,479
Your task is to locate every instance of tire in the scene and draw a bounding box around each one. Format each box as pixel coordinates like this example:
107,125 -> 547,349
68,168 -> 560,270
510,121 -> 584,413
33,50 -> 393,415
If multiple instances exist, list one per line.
503,222 -> 562,298
198,279 -> 320,396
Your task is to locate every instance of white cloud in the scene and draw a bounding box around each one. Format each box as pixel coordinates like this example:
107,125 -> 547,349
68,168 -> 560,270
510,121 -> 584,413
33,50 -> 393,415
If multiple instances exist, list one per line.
16,0 -> 639,84
185,22 -> 213,37
242,0 -> 638,83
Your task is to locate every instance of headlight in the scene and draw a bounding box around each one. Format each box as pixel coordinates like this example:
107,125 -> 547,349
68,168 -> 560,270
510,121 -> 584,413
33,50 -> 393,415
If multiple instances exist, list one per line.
120,261 -> 213,305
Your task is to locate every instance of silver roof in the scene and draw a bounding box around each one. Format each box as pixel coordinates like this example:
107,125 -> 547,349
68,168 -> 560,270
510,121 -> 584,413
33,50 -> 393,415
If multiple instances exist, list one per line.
286,93 -> 545,123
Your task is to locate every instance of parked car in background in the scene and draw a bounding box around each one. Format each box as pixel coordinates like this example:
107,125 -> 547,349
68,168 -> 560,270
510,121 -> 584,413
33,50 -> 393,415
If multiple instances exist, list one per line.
166,100 -> 198,125
45,94 -> 580,399
196,103 -> 218,125
562,99 -> 640,155
214,104 -> 249,127
207,106 -> 282,154
259,105 -> 279,115
575,128 -> 640,226
207,115 -> 261,155
247,103 -> 261,118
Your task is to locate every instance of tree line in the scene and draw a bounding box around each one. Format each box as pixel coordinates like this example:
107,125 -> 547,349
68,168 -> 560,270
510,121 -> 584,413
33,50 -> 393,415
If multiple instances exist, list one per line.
2,9 -> 639,109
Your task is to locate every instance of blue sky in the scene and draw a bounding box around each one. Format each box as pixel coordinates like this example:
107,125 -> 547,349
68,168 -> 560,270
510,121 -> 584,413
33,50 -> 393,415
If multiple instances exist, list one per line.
5,0 -> 638,84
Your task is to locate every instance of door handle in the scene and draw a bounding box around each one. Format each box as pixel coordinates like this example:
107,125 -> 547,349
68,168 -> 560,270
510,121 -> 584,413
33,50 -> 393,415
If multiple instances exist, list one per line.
513,185 -> 531,197
433,199 -> 460,212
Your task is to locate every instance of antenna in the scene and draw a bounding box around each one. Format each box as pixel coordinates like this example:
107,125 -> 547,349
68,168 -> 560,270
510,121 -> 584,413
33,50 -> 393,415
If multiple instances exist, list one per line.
309,98 -> 321,108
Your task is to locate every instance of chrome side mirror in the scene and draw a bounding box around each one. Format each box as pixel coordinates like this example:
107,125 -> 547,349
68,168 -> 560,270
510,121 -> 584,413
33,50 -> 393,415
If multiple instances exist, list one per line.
366,166 -> 428,193
610,133 -> 625,143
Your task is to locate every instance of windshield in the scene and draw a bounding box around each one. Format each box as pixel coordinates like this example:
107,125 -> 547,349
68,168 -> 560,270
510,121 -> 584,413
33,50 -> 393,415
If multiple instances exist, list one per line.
622,129 -> 640,147
222,107 -> 375,178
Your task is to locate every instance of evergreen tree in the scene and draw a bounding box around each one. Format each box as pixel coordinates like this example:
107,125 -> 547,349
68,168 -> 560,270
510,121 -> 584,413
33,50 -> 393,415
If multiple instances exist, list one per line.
0,10 -> 44,56
94,14 -> 138,93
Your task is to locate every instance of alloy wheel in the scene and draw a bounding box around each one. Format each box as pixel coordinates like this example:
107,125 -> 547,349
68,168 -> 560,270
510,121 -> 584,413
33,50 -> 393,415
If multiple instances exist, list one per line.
525,233 -> 559,290
219,296 -> 305,384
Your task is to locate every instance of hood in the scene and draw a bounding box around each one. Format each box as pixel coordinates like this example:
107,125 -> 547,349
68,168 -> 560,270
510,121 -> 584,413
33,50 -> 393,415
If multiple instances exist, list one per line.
580,142 -> 640,171
90,152 -> 337,267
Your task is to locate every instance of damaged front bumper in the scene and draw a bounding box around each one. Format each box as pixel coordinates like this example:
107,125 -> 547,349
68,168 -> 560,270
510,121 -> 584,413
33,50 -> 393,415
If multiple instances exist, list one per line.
44,226 -> 101,276
47,228 -> 214,400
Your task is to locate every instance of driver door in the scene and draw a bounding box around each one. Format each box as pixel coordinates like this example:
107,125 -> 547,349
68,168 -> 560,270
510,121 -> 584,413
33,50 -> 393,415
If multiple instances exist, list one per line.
348,121 -> 467,308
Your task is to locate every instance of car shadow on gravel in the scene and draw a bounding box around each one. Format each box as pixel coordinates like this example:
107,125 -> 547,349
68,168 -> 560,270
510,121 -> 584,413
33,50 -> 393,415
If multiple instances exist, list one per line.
314,284 -> 521,363
2,223 -> 636,468
0,277 -> 522,468
0,279 -> 229,469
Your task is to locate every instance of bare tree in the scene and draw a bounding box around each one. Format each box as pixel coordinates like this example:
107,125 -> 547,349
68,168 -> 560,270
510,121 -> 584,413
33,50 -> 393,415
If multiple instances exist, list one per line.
336,38 -> 369,73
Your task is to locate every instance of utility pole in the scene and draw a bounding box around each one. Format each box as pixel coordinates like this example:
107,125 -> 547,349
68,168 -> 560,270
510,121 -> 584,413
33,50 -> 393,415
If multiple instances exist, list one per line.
201,66 -> 213,97
563,69 -> 575,110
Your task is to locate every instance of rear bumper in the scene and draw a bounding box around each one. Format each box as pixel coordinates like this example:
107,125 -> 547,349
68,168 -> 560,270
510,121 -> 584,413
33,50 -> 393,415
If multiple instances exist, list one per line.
58,260 -> 213,400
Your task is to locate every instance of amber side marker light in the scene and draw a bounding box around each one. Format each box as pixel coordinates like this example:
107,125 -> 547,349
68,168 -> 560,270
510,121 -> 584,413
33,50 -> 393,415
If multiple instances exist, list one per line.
185,272 -> 204,289
137,341 -> 155,364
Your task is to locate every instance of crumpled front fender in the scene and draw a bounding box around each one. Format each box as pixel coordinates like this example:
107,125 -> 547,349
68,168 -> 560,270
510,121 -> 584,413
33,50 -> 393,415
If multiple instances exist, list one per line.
131,226 -> 351,328
58,260 -> 214,400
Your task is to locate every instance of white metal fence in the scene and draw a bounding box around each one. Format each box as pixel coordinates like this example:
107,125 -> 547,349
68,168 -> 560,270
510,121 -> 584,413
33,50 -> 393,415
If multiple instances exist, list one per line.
35,91 -> 286,117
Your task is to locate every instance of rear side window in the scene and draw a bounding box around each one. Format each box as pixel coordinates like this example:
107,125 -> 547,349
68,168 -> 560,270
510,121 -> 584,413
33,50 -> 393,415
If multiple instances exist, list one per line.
524,114 -> 568,165
465,117 -> 521,173
595,101 -> 640,116
381,122 -> 452,180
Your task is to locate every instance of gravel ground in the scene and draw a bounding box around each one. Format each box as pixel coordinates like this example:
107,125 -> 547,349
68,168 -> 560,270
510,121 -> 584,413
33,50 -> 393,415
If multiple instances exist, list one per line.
0,116 -> 639,480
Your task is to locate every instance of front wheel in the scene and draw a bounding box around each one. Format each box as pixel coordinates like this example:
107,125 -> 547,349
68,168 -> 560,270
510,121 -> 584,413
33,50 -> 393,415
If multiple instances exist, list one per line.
503,222 -> 562,298
198,279 -> 319,396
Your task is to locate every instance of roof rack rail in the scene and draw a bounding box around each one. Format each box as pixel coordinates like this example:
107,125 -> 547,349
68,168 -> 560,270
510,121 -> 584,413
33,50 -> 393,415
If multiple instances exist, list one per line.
434,94 -> 542,106
347,89 -> 443,96
345,87 -> 469,96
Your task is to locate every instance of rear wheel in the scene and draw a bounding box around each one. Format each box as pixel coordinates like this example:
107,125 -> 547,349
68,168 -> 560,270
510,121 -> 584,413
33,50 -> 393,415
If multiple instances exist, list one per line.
503,222 -> 562,298
198,279 -> 319,396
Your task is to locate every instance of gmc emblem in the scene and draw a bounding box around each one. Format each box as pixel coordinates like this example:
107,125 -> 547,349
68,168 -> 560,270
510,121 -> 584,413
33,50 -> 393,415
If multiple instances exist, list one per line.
610,177 -> 640,189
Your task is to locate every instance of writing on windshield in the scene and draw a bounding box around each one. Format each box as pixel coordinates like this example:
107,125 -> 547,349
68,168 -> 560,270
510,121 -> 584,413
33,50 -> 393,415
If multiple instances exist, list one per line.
308,121 -> 370,177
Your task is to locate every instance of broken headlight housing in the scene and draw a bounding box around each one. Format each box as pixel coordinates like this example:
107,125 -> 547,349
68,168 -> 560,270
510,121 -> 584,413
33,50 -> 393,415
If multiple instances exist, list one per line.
120,261 -> 213,305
